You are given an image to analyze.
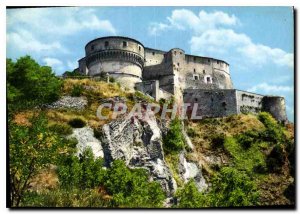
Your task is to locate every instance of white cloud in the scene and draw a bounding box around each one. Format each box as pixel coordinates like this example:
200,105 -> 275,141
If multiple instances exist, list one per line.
247,82 -> 293,94
42,57 -> 65,74
149,9 -> 293,68
7,29 -> 66,54
148,9 -> 239,35
190,29 -> 293,68
43,57 -> 63,67
7,7 -> 117,36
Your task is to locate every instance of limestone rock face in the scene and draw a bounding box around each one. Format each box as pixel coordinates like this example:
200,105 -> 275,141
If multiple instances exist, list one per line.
100,115 -> 177,196
179,152 -> 207,192
46,96 -> 87,110
69,127 -> 104,158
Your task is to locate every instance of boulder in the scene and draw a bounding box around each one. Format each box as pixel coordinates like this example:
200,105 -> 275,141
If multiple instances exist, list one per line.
100,114 -> 177,196
178,152 -> 207,192
69,126 -> 104,158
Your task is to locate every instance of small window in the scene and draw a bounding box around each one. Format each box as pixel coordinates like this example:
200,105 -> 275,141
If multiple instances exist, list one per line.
180,52 -> 182,55
105,41 -> 109,47
193,69 -> 196,73
217,61 -> 219,64
138,46 -> 141,51
208,59 -> 210,63
152,52 -> 155,56
174,51 -> 177,55
203,70 -> 206,74
177,63 -> 180,66
123,41 -> 128,47
207,77 -> 211,82
91,45 -> 95,51
195,98 -> 198,102
194,76 -> 199,80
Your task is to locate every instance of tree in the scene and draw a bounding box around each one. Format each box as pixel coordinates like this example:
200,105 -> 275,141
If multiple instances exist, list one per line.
9,113 -> 72,207
163,117 -> 185,154
7,56 -> 62,109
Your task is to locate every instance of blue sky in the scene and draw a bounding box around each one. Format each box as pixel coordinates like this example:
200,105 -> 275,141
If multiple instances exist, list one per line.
6,7 -> 294,121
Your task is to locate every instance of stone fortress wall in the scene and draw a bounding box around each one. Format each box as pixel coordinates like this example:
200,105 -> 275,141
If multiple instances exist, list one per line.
77,36 -> 287,122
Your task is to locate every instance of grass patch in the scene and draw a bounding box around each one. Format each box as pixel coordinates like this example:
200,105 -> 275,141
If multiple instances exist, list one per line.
224,137 -> 266,173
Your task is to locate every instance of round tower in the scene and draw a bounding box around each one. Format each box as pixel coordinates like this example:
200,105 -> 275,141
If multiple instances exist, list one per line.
85,36 -> 145,90
262,96 -> 288,122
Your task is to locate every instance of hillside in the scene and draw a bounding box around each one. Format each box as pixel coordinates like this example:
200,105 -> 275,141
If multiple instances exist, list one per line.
8,57 -> 295,208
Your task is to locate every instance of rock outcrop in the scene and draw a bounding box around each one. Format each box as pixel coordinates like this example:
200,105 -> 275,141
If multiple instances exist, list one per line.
69,127 -> 104,158
178,152 -> 207,192
46,96 -> 87,110
100,114 -> 177,196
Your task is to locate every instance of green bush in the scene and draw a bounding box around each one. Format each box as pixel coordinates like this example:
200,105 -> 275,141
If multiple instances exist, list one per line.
9,113 -> 67,207
211,133 -> 226,149
237,131 -> 259,149
7,56 -> 62,109
49,123 -> 73,136
68,118 -> 86,128
266,144 -> 285,173
258,112 -> 286,144
71,84 -> 84,97
176,167 -> 259,208
58,149 -> 104,189
101,160 -> 166,208
175,180 -> 207,208
163,117 -> 185,154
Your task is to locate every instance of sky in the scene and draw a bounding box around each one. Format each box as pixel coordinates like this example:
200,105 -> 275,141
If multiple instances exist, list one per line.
6,6 -> 294,121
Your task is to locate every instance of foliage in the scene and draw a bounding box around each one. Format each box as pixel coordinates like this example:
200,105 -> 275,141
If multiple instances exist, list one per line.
224,137 -> 266,173
63,70 -> 84,78
163,117 -> 185,154
210,133 -> 226,149
266,144 -> 285,173
7,56 -> 62,110
101,160 -> 166,208
237,131 -> 259,149
21,188 -> 111,207
57,149 -> 104,189
175,180 -> 206,208
70,84 -> 84,97
176,167 -> 259,208
258,112 -> 286,144
68,118 -> 86,128
49,123 -> 73,136
207,167 -> 259,207
9,113 -> 72,207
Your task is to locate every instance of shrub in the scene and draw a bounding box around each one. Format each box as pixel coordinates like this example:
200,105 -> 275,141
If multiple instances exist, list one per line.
57,149 -> 104,189
163,117 -> 185,154
211,133 -> 226,149
175,180 -> 207,208
237,131 -> 259,149
101,160 -> 166,208
71,84 -> 84,97
208,167 -> 259,207
176,167 -> 259,208
68,118 -> 86,128
258,112 -> 286,144
266,144 -> 285,173
49,123 -> 73,136
7,56 -> 62,109
9,113 -> 67,207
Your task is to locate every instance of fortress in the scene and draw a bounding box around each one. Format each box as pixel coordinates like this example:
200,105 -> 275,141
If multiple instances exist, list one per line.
76,36 -> 287,122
